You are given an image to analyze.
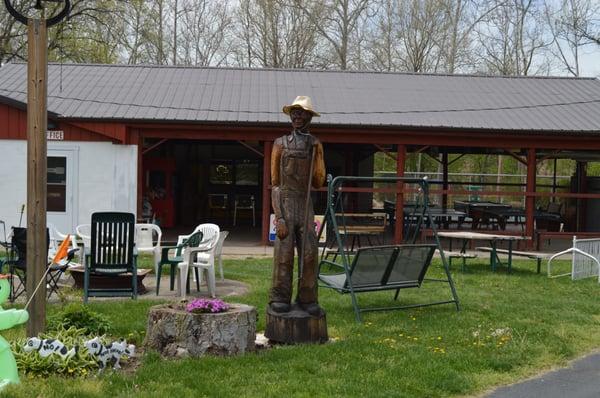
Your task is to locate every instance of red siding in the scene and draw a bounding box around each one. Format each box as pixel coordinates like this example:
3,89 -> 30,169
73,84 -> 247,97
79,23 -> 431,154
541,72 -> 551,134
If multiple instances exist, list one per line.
0,103 -> 118,142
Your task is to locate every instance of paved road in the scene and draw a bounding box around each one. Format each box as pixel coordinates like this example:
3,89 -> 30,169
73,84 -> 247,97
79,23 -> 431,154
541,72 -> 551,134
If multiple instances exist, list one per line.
486,352 -> 600,398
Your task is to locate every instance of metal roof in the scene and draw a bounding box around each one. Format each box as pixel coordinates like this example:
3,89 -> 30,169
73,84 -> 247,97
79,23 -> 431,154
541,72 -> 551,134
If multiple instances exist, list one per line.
0,62 -> 599,133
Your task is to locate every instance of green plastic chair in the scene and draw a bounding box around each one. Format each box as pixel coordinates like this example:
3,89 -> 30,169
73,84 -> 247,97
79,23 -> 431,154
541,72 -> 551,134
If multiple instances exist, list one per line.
83,212 -> 136,302
155,230 -> 203,295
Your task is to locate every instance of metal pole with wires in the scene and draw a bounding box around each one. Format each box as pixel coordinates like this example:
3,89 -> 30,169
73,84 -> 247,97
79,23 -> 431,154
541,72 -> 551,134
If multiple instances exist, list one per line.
3,0 -> 70,337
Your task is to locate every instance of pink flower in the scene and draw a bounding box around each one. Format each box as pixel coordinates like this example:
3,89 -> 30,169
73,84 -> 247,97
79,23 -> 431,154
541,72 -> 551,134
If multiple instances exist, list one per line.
186,298 -> 230,313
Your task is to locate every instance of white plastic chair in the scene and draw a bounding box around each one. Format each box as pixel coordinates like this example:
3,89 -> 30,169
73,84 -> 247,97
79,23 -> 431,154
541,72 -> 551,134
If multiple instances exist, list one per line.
191,230 -> 229,281
76,224 -> 91,250
214,231 -> 228,281
135,223 -> 162,275
177,223 -> 220,299
48,223 -> 79,265
76,223 -> 91,267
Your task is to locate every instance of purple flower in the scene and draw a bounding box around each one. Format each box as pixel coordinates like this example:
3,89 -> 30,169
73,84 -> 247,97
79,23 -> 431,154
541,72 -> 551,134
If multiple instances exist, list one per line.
186,298 -> 230,314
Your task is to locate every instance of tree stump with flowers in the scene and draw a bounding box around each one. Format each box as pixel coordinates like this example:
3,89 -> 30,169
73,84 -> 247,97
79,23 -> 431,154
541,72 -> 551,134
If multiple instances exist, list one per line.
143,299 -> 256,358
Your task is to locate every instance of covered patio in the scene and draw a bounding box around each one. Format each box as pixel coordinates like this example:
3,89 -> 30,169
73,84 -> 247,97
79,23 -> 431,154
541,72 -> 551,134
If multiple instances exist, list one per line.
0,63 -> 599,248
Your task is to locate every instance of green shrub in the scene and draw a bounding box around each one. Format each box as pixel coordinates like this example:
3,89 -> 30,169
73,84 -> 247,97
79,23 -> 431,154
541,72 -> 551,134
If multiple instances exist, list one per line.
47,303 -> 111,335
12,326 -> 98,378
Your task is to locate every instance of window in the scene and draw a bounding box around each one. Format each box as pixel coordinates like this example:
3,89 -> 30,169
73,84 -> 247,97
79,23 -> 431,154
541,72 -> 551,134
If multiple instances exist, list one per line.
235,161 -> 259,186
210,162 -> 234,185
47,157 -> 66,212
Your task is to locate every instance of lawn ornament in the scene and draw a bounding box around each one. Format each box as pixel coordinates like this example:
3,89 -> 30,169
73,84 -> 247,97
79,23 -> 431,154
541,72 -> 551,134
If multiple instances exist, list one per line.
0,274 -> 29,390
84,337 -> 135,370
23,337 -> 76,360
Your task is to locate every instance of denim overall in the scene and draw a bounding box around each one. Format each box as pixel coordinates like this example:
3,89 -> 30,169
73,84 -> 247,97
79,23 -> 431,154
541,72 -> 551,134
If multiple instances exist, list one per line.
269,132 -> 318,305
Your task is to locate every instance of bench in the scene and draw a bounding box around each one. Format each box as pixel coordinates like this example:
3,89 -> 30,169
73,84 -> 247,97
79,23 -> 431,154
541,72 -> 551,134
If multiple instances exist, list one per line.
475,247 -> 551,273
441,250 -> 478,271
318,244 -> 459,322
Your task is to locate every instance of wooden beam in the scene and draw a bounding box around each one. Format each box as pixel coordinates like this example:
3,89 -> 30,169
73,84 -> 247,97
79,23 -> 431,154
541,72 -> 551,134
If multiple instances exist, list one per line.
525,148 -> 536,246
394,144 -> 406,244
261,141 -> 272,245
134,129 -> 143,221
503,149 -> 528,166
237,140 -> 264,158
442,149 -> 448,211
142,138 -> 168,155
26,18 -> 47,337
447,153 -> 466,166
537,150 -> 562,163
374,144 -> 397,161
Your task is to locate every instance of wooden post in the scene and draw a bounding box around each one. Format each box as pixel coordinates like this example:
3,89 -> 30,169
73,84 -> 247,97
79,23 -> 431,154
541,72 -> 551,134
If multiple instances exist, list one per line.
525,148 -> 536,248
261,141 -> 272,245
394,144 -> 406,244
26,18 -> 48,337
442,149 -> 448,211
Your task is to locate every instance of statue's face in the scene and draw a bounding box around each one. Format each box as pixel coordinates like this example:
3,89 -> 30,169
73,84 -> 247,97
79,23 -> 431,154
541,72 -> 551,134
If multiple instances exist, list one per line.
290,108 -> 312,130
0,278 -> 9,304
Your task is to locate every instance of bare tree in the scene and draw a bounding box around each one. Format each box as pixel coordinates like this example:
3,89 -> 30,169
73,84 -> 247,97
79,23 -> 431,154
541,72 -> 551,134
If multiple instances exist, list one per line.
475,0 -> 551,75
177,0 -> 234,66
117,0 -> 151,64
1,0 -> 122,64
233,0 -> 323,68
439,0 -> 505,73
546,0 -> 599,75
0,0 -> 27,64
396,0 -> 448,73
294,0 -> 373,70
366,0 -> 401,71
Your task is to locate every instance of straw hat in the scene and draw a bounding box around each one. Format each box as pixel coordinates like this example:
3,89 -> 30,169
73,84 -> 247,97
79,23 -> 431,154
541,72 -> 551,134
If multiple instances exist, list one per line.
282,96 -> 320,117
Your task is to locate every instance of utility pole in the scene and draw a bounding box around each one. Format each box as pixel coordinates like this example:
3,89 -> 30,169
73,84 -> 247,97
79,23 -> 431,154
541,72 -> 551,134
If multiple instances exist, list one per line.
4,0 -> 70,337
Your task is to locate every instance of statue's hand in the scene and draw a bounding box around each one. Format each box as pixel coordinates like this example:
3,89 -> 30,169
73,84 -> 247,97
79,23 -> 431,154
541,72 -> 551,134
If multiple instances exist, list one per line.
276,219 -> 289,240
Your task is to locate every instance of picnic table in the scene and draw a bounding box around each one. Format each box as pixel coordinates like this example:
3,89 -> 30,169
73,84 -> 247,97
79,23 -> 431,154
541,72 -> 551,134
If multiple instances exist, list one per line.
383,200 -> 466,228
334,213 -> 387,251
438,231 -> 530,272
453,200 -> 511,229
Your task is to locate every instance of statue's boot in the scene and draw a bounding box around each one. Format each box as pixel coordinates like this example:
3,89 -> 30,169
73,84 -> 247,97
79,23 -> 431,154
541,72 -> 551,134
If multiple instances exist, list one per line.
300,302 -> 322,316
270,302 -> 291,313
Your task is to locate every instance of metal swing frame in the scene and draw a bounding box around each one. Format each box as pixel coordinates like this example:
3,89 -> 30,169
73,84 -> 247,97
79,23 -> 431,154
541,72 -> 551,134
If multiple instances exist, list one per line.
316,175 -> 460,322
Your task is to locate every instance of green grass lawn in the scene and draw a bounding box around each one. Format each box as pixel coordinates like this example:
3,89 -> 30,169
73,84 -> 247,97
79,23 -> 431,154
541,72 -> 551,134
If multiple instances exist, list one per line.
2,257 -> 599,398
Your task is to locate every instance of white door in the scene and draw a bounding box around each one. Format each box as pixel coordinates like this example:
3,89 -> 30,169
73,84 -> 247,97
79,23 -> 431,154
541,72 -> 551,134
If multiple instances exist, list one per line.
47,148 -> 79,234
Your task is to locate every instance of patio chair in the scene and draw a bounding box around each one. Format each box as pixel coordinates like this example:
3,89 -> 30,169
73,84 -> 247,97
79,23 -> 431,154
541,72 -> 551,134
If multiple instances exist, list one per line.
178,223 -> 220,299
46,235 -> 79,298
215,231 -> 229,280
135,223 -> 162,276
3,227 -> 51,301
208,194 -> 228,219
83,212 -> 137,302
190,229 -> 228,282
75,224 -> 92,252
48,223 -> 79,263
155,228 -> 203,295
233,194 -> 256,227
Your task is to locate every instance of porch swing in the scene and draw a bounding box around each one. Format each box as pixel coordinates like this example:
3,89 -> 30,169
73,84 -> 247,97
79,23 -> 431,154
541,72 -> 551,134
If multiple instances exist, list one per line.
317,175 -> 460,322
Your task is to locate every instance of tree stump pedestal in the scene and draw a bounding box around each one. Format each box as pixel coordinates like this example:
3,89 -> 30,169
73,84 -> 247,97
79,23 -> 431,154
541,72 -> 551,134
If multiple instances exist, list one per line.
144,303 -> 257,358
265,304 -> 328,344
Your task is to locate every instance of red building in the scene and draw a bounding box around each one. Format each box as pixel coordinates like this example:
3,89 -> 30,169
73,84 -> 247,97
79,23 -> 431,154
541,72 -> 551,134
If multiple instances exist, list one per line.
1,63 -> 599,245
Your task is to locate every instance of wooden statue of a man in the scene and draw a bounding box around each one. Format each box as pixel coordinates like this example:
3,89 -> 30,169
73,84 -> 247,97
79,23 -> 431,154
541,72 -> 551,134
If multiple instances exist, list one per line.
269,96 -> 326,316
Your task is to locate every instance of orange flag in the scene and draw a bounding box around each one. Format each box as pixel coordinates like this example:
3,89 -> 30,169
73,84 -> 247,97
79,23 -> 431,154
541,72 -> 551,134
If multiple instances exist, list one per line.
51,235 -> 71,265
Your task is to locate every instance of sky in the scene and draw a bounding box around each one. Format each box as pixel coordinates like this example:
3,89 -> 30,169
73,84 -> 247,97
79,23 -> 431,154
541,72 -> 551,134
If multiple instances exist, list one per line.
580,49 -> 600,77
